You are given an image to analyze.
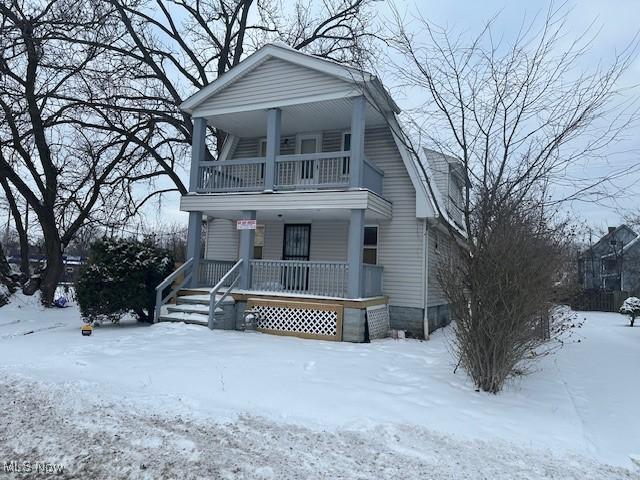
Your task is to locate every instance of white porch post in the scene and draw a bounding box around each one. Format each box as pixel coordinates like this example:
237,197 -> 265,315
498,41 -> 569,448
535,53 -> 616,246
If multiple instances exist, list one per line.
347,209 -> 365,298
189,117 -> 207,192
349,96 -> 366,188
238,210 -> 256,289
265,108 -> 281,191
185,212 -> 203,287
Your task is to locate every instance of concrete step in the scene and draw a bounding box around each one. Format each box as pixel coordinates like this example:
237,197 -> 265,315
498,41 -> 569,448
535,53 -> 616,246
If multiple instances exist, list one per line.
167,304 -> 210,315
176,293 -> 235,306
158,311 -> 209,326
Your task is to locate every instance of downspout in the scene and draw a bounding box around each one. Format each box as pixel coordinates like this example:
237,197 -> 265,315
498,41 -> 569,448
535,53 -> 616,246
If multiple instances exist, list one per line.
422,219 -> 430,340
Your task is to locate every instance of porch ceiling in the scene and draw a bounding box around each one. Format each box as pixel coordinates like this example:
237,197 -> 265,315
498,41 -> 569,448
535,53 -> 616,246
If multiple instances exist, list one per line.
181,190 -> 392,221
205,208 -> 382,223
203,97 -> 387,137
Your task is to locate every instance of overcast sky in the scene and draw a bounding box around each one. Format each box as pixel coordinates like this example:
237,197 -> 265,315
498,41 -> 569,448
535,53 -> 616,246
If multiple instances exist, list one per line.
133,1 -> 640,235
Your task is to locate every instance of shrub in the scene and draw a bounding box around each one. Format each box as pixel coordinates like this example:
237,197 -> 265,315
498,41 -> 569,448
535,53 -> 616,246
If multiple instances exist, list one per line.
75,238 -> 174,324
619,297 -> 640,327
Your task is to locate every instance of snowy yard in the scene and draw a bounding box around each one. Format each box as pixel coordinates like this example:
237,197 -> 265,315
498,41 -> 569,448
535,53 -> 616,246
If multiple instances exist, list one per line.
0,294 -> 638,479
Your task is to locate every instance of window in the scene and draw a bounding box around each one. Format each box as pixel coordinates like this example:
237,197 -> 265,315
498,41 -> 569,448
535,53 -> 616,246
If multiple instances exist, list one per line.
363,226 -> 378,265
253,225 -> 265,259
341,132 -> 351,175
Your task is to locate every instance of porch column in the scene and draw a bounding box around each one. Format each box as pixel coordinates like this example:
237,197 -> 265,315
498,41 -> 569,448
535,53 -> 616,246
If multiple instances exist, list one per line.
238,210 -> 256,289
189,117 -> 207,192
347,209 -> 365,298
265,108 -> 281,191
186,211 -> 203,287
349,96 -> 366,188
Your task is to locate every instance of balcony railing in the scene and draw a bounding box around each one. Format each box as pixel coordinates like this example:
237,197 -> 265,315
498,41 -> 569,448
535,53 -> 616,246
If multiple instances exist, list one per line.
197,157 -> 265,193
362,264 -> 384,297
196,151 -> 383,195
275,151 -> 351,190
250,259 -> 348,298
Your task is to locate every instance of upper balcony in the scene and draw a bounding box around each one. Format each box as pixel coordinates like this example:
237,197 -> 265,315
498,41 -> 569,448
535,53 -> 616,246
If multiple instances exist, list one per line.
195,150 -> 384,196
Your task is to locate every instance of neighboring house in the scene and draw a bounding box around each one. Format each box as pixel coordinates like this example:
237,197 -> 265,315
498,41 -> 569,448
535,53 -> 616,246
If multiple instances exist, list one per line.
6,254 -> 84,283
578,225 -> 639,293
156,42 -> 465,342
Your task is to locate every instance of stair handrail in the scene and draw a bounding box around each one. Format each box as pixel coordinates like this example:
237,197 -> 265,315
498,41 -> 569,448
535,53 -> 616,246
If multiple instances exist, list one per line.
154,258 -> 194,322
207,258 -> 243,329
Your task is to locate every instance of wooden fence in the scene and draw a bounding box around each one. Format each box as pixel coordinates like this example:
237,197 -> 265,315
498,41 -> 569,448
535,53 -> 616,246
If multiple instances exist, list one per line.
572,289 -> 629,312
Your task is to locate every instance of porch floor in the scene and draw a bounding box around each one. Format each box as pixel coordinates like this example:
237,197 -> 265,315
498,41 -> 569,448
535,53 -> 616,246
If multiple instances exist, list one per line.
182,287 -> 387,307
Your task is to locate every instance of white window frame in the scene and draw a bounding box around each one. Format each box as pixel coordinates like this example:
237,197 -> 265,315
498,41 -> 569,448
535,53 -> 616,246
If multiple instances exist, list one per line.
295,133 -> 322,154
363,224 -> 379,265
295,133 -> 322,183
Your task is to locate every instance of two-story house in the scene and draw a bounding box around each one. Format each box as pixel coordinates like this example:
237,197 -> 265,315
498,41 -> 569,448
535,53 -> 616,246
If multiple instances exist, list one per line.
578,225 -> 639,292
154,43 -> 466,342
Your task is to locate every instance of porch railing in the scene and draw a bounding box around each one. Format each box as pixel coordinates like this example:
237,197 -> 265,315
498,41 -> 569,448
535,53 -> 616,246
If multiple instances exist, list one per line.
197,158 -> 265,193
250,259 -> 348,298
198,259 -> 237,287
362,264 -> 384,297
275,151 -> 350,190
207,259 -> 243,329
195,151 -> 384,194
154,258 -> 194,322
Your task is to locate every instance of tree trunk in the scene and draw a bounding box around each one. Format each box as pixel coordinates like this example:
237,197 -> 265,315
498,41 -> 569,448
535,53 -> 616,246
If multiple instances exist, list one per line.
0,177 -> 30,281
38,222 -> 64,306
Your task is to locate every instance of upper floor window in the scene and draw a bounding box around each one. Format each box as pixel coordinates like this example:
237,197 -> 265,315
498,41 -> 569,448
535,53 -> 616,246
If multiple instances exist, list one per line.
363,225 -> 378,265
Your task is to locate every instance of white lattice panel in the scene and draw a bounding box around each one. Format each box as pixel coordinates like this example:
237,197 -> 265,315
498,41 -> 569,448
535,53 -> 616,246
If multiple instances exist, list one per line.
366,304 -> 390,340
248,299 -> 343,341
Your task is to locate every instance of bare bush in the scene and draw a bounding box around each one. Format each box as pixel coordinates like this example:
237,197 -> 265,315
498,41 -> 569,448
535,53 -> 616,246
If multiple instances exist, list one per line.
384,3 -> 638,392
440,192 -> 571,392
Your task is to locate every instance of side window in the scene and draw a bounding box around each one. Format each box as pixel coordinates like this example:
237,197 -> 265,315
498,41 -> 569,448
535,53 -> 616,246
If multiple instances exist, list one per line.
254,225 -> 265,259
342,132 -> 351,175
363,226 -> 378,265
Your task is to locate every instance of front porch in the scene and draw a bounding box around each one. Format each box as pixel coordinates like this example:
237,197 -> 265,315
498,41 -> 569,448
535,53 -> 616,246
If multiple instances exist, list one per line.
197,258 -> 383,299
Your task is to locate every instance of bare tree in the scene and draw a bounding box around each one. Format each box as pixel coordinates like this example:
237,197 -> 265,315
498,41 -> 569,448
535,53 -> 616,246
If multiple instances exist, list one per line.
384,3 -> 639,391
0,0 -> 157,304
59,0 -> 383,195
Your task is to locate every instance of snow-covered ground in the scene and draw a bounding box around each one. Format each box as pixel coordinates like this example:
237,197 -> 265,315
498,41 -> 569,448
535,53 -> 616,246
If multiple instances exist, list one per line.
0,294 -> 638,479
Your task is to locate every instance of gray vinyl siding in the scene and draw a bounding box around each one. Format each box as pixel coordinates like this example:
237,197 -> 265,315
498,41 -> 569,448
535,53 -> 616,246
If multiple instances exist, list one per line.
321,130 -> 343,152
262,222 -> 284,260
199,57 -> 355,112
231,136 -> 295,159
426,228 -> 448,307
205,219 -> 238,260
257,221 -> 348,262
203,125 -> 428,308
231,137 -> 259,158
365,126 -> 425,308
310,222 -> 348,261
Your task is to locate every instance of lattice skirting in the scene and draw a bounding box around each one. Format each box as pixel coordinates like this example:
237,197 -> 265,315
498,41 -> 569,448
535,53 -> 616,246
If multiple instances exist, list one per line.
247,298 -> 343,341
366,304 -> 390,340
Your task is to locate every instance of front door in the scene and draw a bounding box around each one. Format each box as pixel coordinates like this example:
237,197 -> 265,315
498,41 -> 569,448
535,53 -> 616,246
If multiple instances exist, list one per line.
282,224 -> 311,291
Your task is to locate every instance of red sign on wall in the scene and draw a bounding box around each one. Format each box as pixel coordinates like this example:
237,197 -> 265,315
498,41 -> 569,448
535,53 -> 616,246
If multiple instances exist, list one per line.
236,219 -> 257,230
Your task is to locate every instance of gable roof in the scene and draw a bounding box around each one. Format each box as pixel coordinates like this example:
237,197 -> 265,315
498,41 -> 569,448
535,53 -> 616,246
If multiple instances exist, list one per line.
581,225 -> 638,256
180,42 -> 400,115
